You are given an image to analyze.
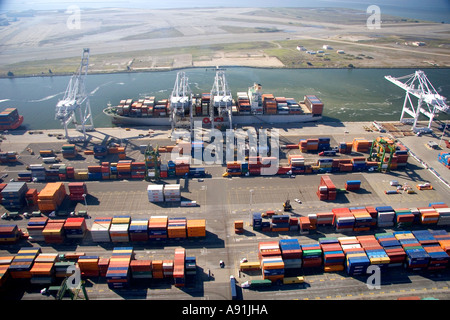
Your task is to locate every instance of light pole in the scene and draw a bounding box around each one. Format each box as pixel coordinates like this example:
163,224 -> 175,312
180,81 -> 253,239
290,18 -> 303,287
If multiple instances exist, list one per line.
249,189 -> 254,225
439,120 -> 448,147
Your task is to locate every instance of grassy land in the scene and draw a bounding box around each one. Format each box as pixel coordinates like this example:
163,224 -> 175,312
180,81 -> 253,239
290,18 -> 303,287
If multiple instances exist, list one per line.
1,36 -> 446,78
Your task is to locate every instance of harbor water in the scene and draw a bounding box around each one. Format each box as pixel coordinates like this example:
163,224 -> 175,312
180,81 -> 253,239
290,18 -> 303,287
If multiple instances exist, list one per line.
0,67 -> 449,130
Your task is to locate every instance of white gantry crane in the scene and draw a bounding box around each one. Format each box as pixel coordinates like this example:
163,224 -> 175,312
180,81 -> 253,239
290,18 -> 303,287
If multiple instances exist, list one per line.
55,48 -> 94,141
385,70 -> 449,131
170,71 -> 193,136
210,68 -> 233,130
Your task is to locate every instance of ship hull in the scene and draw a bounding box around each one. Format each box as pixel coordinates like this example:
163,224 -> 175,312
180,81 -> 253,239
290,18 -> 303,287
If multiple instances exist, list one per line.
104,110 -> 321,127
0,115 -> 24,130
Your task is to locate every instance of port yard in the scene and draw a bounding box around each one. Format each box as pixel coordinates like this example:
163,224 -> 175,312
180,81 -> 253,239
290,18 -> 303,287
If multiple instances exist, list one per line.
0,120 -> 449,301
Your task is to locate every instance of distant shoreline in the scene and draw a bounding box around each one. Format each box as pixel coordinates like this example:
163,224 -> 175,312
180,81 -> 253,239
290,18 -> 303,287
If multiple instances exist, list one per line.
1,65 -> 448,80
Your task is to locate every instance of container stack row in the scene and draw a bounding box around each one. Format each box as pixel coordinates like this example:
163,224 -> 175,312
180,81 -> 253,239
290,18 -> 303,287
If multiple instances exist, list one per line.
247,203 -> 450,236
0,151 -> 18,164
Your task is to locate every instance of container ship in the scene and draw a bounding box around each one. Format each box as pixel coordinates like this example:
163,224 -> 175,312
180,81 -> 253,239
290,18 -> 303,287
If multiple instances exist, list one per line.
0,108 -> 24,130
103,75 -> 324,127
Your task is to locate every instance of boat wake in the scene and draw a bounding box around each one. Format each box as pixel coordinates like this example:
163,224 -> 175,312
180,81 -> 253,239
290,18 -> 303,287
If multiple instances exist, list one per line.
0,99 -> 10,104
29,92 -> 64,103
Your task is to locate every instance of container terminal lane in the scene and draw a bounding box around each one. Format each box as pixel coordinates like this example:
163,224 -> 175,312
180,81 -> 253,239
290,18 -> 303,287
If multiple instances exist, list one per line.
0,121 -> 449,301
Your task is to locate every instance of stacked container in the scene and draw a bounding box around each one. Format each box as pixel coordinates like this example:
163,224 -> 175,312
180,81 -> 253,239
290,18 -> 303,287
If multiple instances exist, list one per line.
93,145 -> 107,159
8,247 -> 41,279
17,171 -> 32,182
352,138 -> 371,153
61,144 -> 77,159
418,207 -> 439,225
168,217 -> 187,239
317,158 -> 333,172
412,230 -> 439,247
37,182 -> 66,213
98,258 -> 110,277
302,243 -> 323,269
173,248 -> 186,287
436,207 -> 450,226
424,246 -> 449,270
320,238 -> 345,272
375,233 -> 406,267
110,216 -> 130,242
130,162 -> 146,179
0,224 -> 20,244
226,161 -> 242,176
63,217 -> 87,239
87,166 -> 102,181
395,143 -> 409,169
304,95 -> 323,115
117,160 -> 132,179
187,219 -> 206,238
279,239 -> 302,275
234,220 -> 244,234
0,151 -> 18,163
346,249 -> 370,276
148,216 -> 168,240
376,206 -> 395,228
359,235 -> 390,271
25,189 -> 38,206
339,236 -> 362,255
77,255 -> 100,277
394,208 -> 415,228
100,162 -> 110,180
345,180 -> 361,191
333,208 -> 355,232
350,207 -> 372,232
130,260 -> 152,280
30,253 -> 58,284
106,247 -> 133,289
164,184 -> 181,202
43,220 -> 65,244
259,241 -> 284,283
248,156 -> 262,176
271,215 -> 289,232
147,184 -> 164,203
90,217 -> 112,242
317,175 -> 336,201
68,182 -> 88,201
252,212 -> 262,231
1,182 -> 28,210
152,260 -> 164,279
129,219 -> 149,242
237,92 -> 251,114
299,216 -> 312,234
185,256 -> 197,277
262,94 -> 277,114
27,217 -> 48,242
351,157 -> 367,171
316,212 -> 334,226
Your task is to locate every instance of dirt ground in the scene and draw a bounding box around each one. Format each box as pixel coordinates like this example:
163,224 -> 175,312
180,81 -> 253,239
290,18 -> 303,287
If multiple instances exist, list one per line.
0,7 -> 449,76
